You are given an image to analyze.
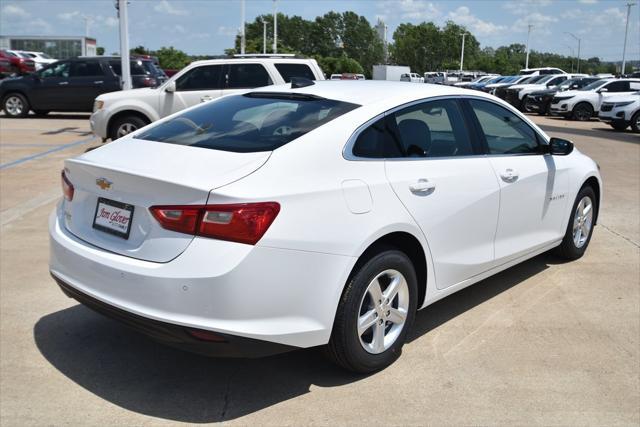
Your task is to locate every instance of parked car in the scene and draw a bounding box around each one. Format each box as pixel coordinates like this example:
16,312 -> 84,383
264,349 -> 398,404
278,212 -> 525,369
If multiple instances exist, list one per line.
519,67 -> 566,76
598,92 -> 640,132
400,73 -> 424,83
492,75 -> 539,98
331,73 -> 365,80
424,72 -> 444,84
525,77 -> 600,115
0,49 -> 35,76
454,75 -> 497,88
50,80 -> 602,373
0,57 -> 167,117
469,75 -> 508,91
505,73 -> 587,111
330,73 -> 342,80
91,56 -> 325,141
0,56 -> 11,78
19,51 -> 57,70
550,78 -> 640,121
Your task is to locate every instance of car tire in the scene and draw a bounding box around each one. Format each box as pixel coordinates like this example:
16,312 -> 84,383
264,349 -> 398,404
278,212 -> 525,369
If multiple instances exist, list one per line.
2,93 -> 29,118
33,109 -> 50,116
609,122 -> 628,131
631,111 -> 640,133
553,185 -> 597,260
326,249 -> 418,373
108,115 -> 148,141
572,103 -> 593,121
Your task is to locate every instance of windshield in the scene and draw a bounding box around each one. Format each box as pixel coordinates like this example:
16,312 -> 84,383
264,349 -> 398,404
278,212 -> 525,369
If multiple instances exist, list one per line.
580,79 -> 607,91
38,52 -> 52,59
537,75 -> 556,84
135,93 -> 360,153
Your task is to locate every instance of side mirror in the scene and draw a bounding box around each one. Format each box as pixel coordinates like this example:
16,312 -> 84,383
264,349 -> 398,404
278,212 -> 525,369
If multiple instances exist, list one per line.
571,84 -> 579,89
598,87 -> 608,93
165,81 -> 176,93
546,137 -> 574,155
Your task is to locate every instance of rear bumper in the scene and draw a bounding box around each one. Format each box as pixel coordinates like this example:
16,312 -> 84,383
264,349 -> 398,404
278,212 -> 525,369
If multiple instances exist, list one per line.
52,273 -> 295,357
49,206 -> 354,350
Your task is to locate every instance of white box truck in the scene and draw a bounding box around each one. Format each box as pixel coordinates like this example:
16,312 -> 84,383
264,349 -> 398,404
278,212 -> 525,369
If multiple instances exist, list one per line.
372,65 -> 411,81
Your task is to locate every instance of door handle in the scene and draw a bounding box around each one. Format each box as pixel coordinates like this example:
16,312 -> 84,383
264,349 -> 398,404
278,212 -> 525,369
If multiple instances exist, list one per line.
58,81 -> 69,85
409,179 -> 436,195
93,80 -> 104,84
500,168 -> 519,183
200,95 -> 213,102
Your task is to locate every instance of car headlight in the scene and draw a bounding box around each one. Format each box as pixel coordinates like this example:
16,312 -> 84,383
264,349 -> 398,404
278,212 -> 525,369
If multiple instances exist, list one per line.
613,101 -> 634,108
93,100 -> 104,112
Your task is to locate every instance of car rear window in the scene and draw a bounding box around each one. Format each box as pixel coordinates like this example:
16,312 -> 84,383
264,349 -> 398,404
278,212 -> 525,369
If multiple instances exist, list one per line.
135,92 -> 360,153
274,63 -> 316,82
109,60 -> 149,76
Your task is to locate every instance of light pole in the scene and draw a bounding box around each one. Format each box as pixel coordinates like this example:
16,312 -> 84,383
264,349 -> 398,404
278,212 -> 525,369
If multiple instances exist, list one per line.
621,2 -> 636,75
525,24 -> 533,69
459,33 -> 468,72
566,45 -> 575,73
262,18 -> 267,54
82,15 -> 91,37
116,0 -> 131,90
240,0 -> 245,55
272,0 -> 278,54
565,32 -> 581,74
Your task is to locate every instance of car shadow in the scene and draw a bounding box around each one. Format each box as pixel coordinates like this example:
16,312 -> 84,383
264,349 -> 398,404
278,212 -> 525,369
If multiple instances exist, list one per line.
0,113 -> 90,120
34,252 -> 558,423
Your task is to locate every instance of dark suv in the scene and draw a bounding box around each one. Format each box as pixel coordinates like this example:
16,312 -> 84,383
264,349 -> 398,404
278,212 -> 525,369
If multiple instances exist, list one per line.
0,56 -> 162,117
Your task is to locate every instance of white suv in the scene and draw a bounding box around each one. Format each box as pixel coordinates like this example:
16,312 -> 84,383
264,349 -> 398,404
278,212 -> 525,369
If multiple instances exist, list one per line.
519,67 -> 566,76
598,92 -> 640,132
400,73 -> 424,83
91,56 -> 324,140
550,78 -> 640,121
504,74 -> 586,110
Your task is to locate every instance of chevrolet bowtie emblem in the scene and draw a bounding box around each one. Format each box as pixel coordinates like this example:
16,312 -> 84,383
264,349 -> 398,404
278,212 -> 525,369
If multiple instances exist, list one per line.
96,178 -> 112,190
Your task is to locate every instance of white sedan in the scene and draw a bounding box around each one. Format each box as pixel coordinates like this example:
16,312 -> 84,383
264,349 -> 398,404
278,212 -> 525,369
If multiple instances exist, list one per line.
49,80 -> 602,372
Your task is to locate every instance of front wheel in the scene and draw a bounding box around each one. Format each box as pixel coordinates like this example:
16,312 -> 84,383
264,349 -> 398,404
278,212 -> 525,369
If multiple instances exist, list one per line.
572,103 -> 593,121
631,111 -> 640,133
2,93 -> 29,118
326,249 -> 417,373
108,115 -> 148,141
554,186 -> 597,260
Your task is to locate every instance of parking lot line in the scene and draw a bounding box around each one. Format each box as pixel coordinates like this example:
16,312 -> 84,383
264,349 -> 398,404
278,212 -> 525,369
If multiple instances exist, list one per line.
0,136 -> 97,170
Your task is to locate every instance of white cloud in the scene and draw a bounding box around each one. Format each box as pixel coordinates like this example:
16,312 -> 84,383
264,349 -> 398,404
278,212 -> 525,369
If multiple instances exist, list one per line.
511,12 -> 558,33
504,0 -> 553,16
104,16 -> 118,27
448,6 -> 507,36
577,0 -> 598,3
1,4 -> 30,18
154,0 -> 189,16
57,11 -> 80,20
173,24 -> 186,34
217,26 -> 238,37
377,0 -> 441,22
27,18 -> 52,33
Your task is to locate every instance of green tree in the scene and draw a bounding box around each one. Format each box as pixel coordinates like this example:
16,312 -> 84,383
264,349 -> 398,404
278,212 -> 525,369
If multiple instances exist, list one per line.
131,45 -> 147,55
155,46 -> 190,69
96,46 -> 105,56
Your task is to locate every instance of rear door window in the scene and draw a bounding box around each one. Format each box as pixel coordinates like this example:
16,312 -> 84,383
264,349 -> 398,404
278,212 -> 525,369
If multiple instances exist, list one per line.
135,92 -> 359,152
70,61 -> 103,77
274,63 -> 315,82
109,60 -> 149,76
225,64 -> 272,89
175,65 -> 223,91
352,117 -> 402,158
604,81 -> 630,92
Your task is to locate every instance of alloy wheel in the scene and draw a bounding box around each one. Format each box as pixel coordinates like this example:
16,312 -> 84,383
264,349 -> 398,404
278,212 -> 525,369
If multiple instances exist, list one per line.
116,122 -> 138,138
357,269 -> 409,354
5,96 -> 23,116
573,196 -> 593,248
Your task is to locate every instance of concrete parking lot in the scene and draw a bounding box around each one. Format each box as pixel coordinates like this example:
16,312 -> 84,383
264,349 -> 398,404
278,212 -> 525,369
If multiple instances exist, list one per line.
0,112 -> 638,425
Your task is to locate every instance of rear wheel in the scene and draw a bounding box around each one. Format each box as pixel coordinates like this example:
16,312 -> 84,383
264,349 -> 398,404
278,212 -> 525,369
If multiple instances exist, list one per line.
572,103 -> 593,121
610,122 -> 628,131
554,186 -> 597,260
631,111 -> 640,133
108,115 -> 148,140
326,249 -> 417,373
2,93 -> 29,118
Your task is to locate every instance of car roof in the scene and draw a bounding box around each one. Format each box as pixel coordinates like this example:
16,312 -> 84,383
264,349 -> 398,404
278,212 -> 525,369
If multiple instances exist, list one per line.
248,80 -> 489,106
189,57 -> 317,66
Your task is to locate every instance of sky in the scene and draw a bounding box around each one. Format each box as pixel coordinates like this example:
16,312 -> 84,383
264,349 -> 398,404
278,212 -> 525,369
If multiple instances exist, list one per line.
1,0 -> 638,62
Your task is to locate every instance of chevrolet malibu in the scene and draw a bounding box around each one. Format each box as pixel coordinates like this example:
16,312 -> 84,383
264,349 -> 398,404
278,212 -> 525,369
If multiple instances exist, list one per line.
50,80 -> 602,373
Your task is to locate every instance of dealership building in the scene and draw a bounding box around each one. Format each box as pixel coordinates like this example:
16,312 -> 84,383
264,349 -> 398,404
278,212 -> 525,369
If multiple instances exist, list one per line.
0,35 -> 97,59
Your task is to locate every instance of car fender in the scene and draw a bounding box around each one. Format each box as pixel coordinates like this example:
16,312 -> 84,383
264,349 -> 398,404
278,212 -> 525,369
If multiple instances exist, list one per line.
561,150 -> 603,231
103,99 -> 161,129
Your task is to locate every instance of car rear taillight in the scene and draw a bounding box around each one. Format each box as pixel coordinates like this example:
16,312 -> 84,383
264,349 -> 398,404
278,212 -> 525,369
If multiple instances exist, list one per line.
149,202 -> 280,245
61,170 -> 74,201
141,77 -> 157,87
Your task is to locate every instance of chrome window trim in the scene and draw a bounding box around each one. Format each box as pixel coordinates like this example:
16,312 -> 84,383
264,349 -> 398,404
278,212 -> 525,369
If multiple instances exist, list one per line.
342,94 -> 550,162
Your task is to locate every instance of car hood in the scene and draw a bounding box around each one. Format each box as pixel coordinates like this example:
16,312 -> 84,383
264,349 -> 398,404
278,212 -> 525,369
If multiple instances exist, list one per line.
530,88 -> 557,96
96,87 -> 158,101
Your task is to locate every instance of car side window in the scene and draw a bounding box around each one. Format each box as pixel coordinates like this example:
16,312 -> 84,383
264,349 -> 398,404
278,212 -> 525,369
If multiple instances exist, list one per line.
352,117 -> 402,158
176,65 -> 223,91
39,62 -> 70,78
70,61 -> 103,77
549,76 -> 566,86
225,64 -> 272,89
391,99 -> 474,158
604,81 -> 629,92
469,99 -> 540,155
274,63 -> 315,82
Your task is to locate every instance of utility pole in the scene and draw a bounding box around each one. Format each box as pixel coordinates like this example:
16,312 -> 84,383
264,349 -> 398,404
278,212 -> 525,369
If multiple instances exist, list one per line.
273,0 -> 278,54
116,0 -> 131,90
459,33 -> 467,72
621,2 -> 636,76
82,15 -> 91,37
525,24 -> 533,69
240,0 -> 245,55
566,45 -> 575,73
262,19 -> 267,54
565,32 -> 581,74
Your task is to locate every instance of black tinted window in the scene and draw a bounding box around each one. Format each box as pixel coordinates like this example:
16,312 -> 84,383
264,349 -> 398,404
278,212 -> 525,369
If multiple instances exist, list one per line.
135,93 -> 359,153
274,63 -> 315,82
226,64 -> 272,89
352,117 -> 402,158
392,99 -> 474,158
109,60 -> 149,76
71,61 -> 103,77
176,65 -> 223,91
39,62 -> 69,78
605,81 -> 629,92
469,99 -> 539,155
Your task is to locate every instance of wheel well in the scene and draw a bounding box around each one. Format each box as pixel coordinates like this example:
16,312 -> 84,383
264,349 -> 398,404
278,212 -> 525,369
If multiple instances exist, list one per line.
583,176 -> 601,224
573,101 -> 594,113
107,110 -> 151,136
349,232 -> 427,308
